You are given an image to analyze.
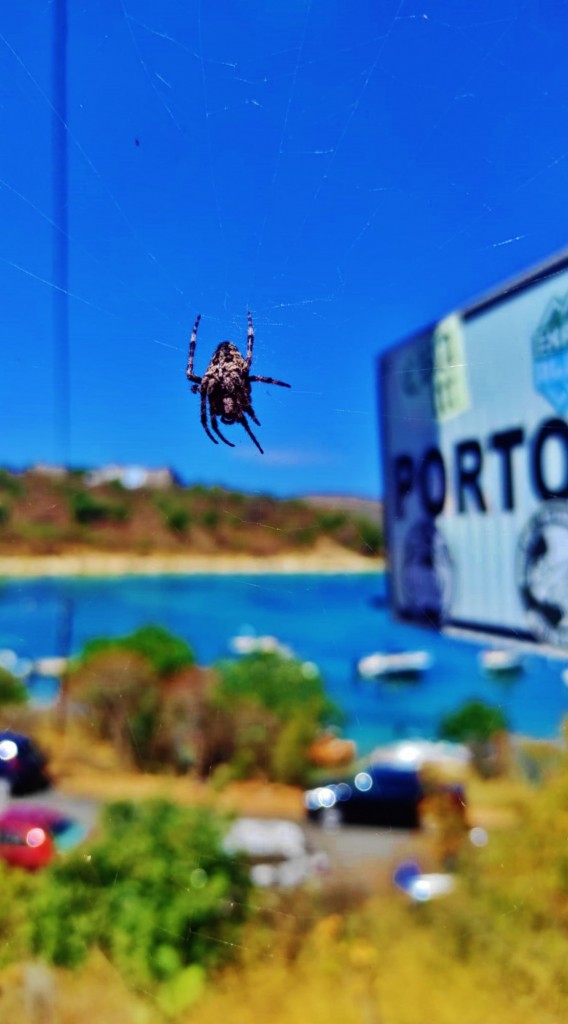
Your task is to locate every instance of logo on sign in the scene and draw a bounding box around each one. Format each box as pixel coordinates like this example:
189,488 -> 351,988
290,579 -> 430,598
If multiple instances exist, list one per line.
532,297 -> 568,415
517,500 -> 568,646
401,520 -> 453,625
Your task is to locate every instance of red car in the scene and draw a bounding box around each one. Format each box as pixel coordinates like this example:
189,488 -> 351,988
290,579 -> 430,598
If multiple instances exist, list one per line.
0,805 -> 86,870
0,816 -> 55,870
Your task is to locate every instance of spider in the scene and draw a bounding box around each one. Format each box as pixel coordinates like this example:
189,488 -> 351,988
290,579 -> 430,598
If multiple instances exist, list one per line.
186,312 -> 291,454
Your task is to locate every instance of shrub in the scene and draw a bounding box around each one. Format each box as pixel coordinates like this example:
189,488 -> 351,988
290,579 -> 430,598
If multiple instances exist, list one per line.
81,624 -> 195,677
0,501 -> 10,527
355,517 -> 383,555
316,510 -> 348,533
215,652 -> 338,726
201,508 -> 220,529
166,506 -> 192,532
439,698 -> 509,777
69,491 -> 129,525
439,699 -> 508,744
31,800 -> 251,991
0,667 -> 29,706
270,713 -> 319,785
0,469 -> 23,497
293,525 -> 318,547
211,654 -> 340,784
70,650 -> 160,766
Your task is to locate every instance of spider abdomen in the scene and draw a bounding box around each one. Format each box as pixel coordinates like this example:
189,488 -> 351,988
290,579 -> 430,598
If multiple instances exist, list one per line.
186,313 -> 290,454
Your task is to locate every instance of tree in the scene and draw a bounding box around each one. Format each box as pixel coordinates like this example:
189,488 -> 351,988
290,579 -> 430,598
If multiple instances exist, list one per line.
81,624 -> 195,677
70,650 -> 160,766
0,667 -> 28,706
210,653 -> 341,784
439,699 -> 509,776
215,652 -> 338,724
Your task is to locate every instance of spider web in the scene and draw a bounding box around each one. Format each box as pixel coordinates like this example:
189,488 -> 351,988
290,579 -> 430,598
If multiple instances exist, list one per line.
1,1 -> 565,490
1,0 -> 568,988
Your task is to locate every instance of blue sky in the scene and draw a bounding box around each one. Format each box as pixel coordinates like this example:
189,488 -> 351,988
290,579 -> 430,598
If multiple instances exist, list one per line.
1,0 -> 568,498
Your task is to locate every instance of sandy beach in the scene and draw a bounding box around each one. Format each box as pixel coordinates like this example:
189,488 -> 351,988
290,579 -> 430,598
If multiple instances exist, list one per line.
0,544 -> 384,578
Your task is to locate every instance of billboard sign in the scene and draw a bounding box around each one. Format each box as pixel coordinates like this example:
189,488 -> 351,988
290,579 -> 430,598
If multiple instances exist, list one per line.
380,253 -> 568,650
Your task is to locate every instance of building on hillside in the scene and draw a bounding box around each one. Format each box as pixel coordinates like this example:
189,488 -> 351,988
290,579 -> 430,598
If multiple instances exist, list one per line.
84,465 -> 181,490
30,463 -> 69,480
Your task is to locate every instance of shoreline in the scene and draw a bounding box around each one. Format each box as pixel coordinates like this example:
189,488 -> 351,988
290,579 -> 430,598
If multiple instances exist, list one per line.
0,548 -> 384,579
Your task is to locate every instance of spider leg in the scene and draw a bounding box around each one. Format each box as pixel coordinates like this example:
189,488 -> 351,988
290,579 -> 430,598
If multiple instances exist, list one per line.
239,415 -> 264,455
200,390 -> 218,445
210,410 -> 235,448
186,314 -> 202,383
246,404 -> 261,426
245,311 -> 254,369
248,375 -> 291,388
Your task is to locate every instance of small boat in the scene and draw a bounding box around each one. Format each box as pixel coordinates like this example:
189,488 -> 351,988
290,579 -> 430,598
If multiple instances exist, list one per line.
0,649 -> 33,680
229,634 -> 294,659
561,668 -> 568,688
357,650 -> 433,681
32,656 -> 70,678
478,649 -> 523,677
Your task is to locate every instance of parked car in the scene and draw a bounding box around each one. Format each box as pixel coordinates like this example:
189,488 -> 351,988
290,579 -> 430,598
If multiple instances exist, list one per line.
0,816 -> 55,870
305,762 -> 466,830
0,731 -> 51,796
0,805 -> 87,870
223,817 -> 330,888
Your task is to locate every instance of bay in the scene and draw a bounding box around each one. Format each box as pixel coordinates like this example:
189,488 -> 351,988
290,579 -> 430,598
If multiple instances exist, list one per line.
1,573 -> 568,755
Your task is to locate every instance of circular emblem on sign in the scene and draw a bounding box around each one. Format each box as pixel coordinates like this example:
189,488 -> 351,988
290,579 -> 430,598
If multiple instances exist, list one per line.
517,500 -> 568,645
401,520 -> 453,625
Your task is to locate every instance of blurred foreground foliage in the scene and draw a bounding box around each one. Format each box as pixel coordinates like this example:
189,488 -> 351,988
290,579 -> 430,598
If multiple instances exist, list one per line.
28,800 -> 250,1012
3,761 -> 568,1021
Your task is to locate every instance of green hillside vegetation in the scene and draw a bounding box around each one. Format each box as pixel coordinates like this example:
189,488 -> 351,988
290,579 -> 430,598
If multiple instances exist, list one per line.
0,469 -> 382,558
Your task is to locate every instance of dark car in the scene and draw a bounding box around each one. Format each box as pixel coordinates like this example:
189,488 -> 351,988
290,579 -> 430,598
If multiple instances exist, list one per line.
305,763 -> 465,830
0,731 -> 51,796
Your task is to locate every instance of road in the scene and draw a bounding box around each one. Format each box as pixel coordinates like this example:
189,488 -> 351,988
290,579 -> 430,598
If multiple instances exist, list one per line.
6,788 -> 422,886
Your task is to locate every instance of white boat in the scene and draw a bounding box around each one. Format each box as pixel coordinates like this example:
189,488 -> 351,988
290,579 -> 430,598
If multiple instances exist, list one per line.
229,634 -> 294,659
33,656 -> 70,677
561,668 -> 568,688
0,649 -> 33,680
478,649 -> 523,676
357,650 -> 433,680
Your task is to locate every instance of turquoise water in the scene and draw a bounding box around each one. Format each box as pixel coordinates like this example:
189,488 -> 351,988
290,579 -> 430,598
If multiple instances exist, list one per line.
1,574 -> 568,755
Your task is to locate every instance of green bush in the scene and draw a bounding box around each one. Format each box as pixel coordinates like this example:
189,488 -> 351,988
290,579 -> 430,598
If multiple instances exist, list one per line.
0,501 -> 10,526
166,506 -> 192,532
0,666 -> 29,705
31,800 -> 251,989
69,491 -> 129,525
316,510 -> 348,533
212,654 -> 340,785
215,652 -> 338,725
356,517 -> 383,555
71,649 -> 160,766
270,713 -> 319,785
201,508 -> 220,529
293,525 -> 318,547
81,624 -> 195,677
0,469 -> 23,496
439,699 -> 508,744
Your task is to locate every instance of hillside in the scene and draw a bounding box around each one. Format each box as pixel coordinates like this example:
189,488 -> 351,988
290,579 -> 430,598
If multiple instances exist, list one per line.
0,468 -> 383,560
